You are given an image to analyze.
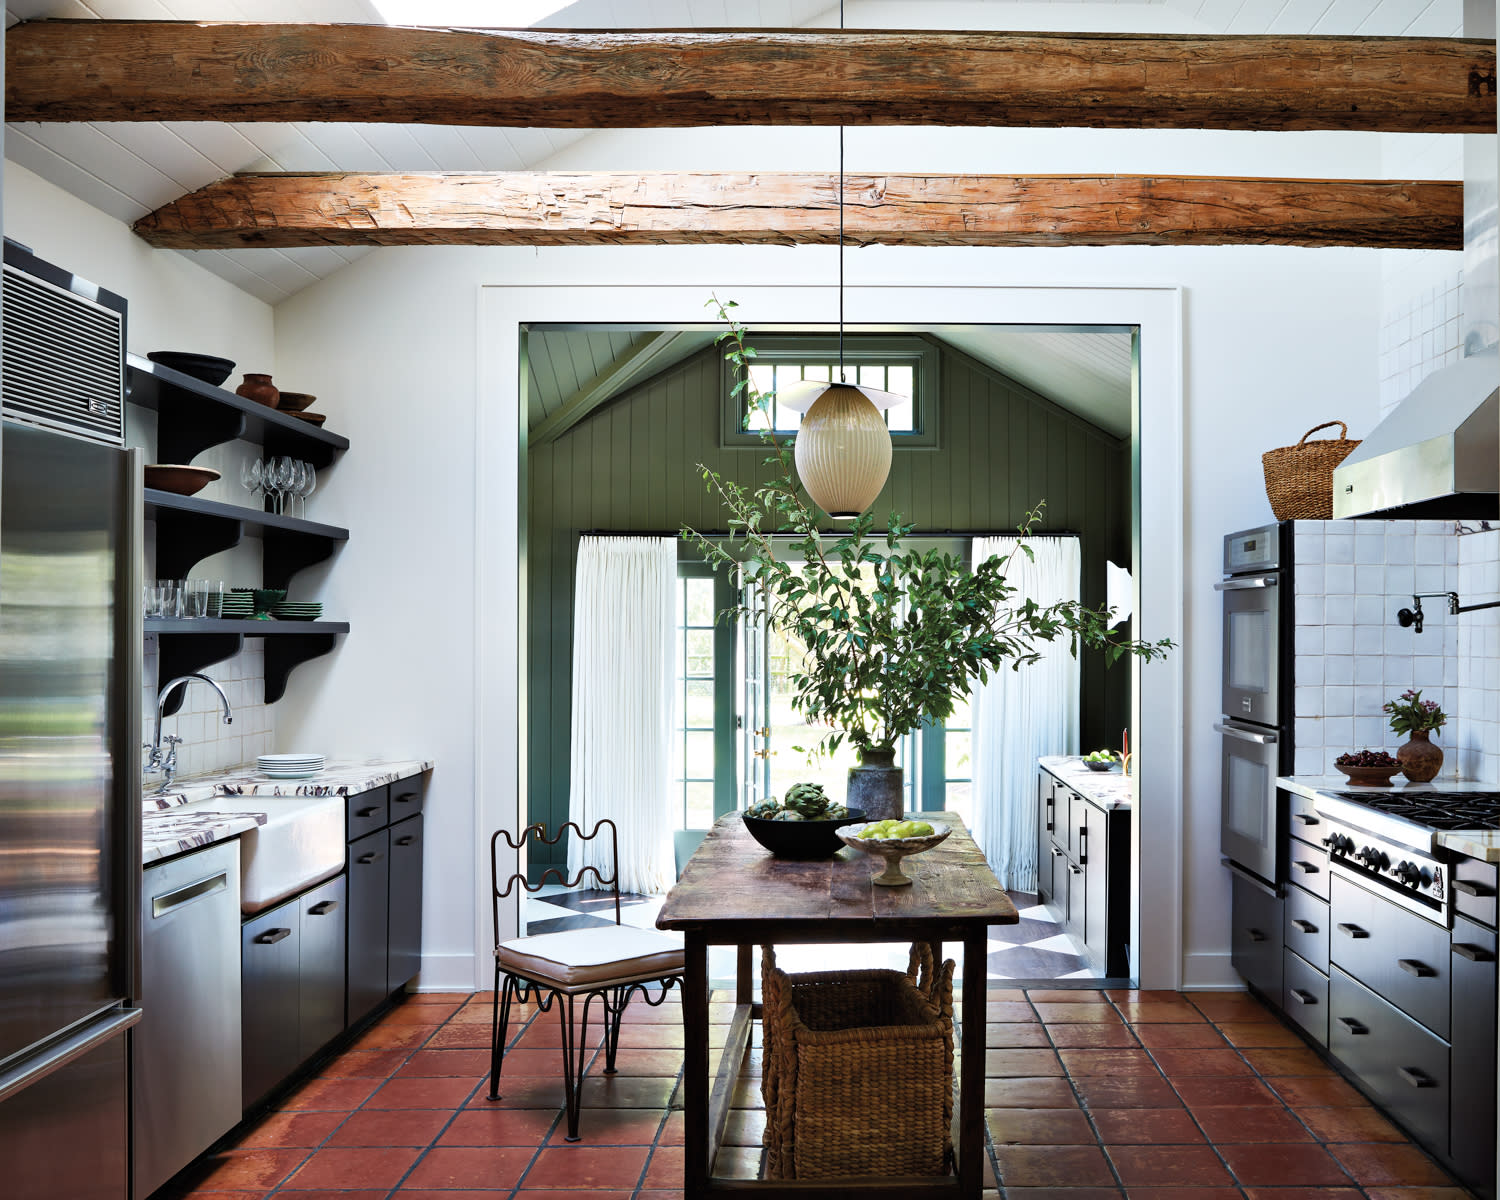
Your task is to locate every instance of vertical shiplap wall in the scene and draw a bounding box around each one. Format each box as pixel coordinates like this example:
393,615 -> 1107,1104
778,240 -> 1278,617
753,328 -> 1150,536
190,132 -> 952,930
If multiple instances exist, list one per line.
526,340 -> 1130,863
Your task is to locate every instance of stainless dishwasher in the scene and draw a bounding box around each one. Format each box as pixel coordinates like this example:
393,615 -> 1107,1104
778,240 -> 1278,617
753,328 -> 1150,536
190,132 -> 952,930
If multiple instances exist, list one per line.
135,842 -> 243,1199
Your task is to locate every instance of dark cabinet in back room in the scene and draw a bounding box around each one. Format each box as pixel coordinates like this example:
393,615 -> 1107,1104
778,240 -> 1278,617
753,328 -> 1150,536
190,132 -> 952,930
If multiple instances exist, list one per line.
1035,766 -> 1131,976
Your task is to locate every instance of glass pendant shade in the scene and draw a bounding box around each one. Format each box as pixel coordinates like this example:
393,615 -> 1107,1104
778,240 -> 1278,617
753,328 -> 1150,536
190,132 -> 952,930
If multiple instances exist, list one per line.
790,382 -> 894,519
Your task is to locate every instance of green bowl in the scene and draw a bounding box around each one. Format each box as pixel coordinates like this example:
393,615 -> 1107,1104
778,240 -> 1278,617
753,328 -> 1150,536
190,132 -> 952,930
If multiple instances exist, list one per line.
251,588 -> 287,614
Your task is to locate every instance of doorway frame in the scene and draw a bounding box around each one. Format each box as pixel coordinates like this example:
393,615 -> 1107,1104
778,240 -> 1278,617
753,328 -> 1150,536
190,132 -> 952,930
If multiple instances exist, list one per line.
476,281 -> 1185,990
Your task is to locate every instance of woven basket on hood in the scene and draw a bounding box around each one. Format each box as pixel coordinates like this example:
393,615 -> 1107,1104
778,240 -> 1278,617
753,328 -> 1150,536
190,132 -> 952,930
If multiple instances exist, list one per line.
1261,421 -> 1361,520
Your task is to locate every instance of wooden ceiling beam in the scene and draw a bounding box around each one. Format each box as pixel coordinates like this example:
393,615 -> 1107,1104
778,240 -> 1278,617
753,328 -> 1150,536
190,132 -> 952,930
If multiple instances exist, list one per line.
132,172 -> 1462,252
8,20 -> 1494,133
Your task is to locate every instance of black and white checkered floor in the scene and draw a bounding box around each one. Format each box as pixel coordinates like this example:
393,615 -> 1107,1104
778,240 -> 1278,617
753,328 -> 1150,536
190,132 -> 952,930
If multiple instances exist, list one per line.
525,886 -> 1104,981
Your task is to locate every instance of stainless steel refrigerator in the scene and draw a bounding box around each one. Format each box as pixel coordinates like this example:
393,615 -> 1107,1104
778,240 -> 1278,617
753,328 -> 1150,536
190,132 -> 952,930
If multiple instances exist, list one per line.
0,246 -> 142,1200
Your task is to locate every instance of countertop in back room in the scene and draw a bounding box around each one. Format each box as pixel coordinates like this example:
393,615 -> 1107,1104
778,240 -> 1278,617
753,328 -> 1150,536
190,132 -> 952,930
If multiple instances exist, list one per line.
1039,755 -> 1134,810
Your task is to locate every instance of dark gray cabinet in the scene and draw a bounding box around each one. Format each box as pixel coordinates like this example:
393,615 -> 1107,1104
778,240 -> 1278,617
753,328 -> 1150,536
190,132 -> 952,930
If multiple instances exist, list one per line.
1036,766 -> 1131,976
1329,875 -> 1450,1040
1449,915 -> 1497,1198
299,876 -> 348,1061
346,777 -> 427,1027
1229,867 -> 1283,999
388,815 -> 425,994
1036,774 -> 1057,909
347,826 -> 391,1025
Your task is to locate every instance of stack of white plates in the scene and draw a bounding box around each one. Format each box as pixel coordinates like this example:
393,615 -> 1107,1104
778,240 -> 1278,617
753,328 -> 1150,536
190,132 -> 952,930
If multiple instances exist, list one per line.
257,753 -> 325,779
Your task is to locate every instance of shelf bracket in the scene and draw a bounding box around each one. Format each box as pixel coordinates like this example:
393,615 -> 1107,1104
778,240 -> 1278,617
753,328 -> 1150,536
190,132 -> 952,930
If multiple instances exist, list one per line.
263,632 -> 340,704
153,509 -> 245,582
263,528 -> 344,593
154,632 -> 244,716
155,391 -> 247,466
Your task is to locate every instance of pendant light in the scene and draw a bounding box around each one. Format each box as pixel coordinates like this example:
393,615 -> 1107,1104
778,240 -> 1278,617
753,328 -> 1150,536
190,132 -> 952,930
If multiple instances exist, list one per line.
777,0 -> 900,521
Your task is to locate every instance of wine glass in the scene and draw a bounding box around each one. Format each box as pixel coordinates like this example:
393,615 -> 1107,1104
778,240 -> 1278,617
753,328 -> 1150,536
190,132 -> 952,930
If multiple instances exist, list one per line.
240,457 -> 263,506
286,460 -> 307,518
269,457 -> 294,515
298,462 -> 317,519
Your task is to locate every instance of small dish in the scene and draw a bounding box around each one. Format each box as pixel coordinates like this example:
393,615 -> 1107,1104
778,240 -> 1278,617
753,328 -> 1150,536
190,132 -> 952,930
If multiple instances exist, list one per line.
1084,759 -> 1117,773
1335,763 -> 1401,787
144,464 -> 221,496
275,391 -> 316,413
837,821 -> 953,886
147,351 -> 235,386
251,588 -> 287,615
288,411 -> 327,426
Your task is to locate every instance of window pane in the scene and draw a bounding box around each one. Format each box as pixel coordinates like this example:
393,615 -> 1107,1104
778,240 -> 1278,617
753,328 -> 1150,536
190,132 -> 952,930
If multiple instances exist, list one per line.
945,781 -> 972,825
685,731 -> 715,774
887,365 -> 914,398
777,404 -> 801,432
947,693 -> 972,728
946,729 -> 972,778
685,678 -> 714,726
746,398 -> 772,431
748,364 -> 775,419
686,578 -> 715,626
685,630 -> 714,676
857,363 -> 884,389
885,398 -> 914,432
685,781 -> 715,829
802,363 -> 831,382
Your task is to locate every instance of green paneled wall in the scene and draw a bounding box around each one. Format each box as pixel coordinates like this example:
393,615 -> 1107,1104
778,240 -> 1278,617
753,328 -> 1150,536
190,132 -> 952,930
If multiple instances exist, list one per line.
526,339 -> 1131,865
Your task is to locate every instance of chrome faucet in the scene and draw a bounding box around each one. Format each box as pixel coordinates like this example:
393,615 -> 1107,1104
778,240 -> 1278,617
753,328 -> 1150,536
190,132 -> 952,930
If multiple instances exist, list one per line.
145,673 -> 234,794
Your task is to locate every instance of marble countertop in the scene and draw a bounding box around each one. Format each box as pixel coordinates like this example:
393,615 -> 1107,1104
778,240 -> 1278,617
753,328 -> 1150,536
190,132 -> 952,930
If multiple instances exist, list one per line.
142,757 -> 432,866
1278,774 -> 1500,864
1039,756 -> 1134,811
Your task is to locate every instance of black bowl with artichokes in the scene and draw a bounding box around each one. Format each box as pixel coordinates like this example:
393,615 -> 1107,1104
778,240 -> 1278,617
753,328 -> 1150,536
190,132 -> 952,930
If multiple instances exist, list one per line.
741,783 -> 866,860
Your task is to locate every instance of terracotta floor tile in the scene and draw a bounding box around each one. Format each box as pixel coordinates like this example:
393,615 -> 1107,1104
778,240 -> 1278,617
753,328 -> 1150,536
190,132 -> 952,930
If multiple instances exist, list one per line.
582,1076 -> 679,1109
1132,1024 -> 1226,1049
658,1110 -> 685,1145
368,1076 -> 479,1109
1090,1108 -> 1206,1145
608,1048 -> 689,1076
348,1023 -> 439,1050
1125,1189 -> 1241,1200
1172,1077 -> 1283,1108
489,1047 -> 576,1076
1216,1021 -> 1308,1048
1005,1190 -> 1121,1200
1073,1075 -> 1183,1109
1295,1105 -> 1409,1143
1028,989 -> 1111,1003
1058,1049 -> 1161,1077
396,1048 -> 494,1077
1190,993 -> 1279,1022
988,1001 -> 1038,1022
438,1108 -> 561,1146
406,991 -> 473,1004
395,1194 -> 541,1200
1106,1145 -> 1234,1187
280,1075 -> 383,1111
989,988 -> 1029,1001
473,1076 -> 566,1108
1109,990 -> 1186,1001
987,1106 -> 1097,1145
286,1146 -> 423,1189
619,1002 -> 685,1024
266,1191 -> 388,1200
1325,1144 -> 1454,1187
993,1145 -> 1116,1187
319,1049 -> 412,1077
1037,1003 -> 1124,1024
1115,1002 -> 1206,1023
186,1148 -> 308,1190
326,1108 -> 451,1147
1151,1048 -> 1252,1077
1220,1143 -> 1356,1186
617,1025 -> 686,1049
1243,1190 -> 1365,1200
641,1146 -> 686,1190
1361,1189 -> 1477,1200
1047,1023 -> 1141,1049
985,1077 -> 1079,1108
384,1002 -> 462,1023
989,1022 -> 1053,1047
633,1193 -> 685,1200
427,1024 -> 494,1049
1241,1047 -> 1338,1077
1192,1105 -> 1314,1143
987,1048 -> 1064,1077
236,1110 -> 346,1149
514,1022 -> 607,1050
510,1193 -> 633,1200
1268,1077 -> 1372,1108
544,1106 -> 665,1146
401,1145 -> 533,1189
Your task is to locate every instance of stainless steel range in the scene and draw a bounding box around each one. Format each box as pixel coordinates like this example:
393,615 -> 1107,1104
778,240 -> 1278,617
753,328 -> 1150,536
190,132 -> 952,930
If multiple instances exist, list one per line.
1313,790 -> 1500,926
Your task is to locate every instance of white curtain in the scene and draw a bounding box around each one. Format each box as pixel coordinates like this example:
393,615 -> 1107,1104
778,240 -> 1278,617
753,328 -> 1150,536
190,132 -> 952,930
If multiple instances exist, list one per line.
970,536 -> 1082,891
567,536 -> 677,896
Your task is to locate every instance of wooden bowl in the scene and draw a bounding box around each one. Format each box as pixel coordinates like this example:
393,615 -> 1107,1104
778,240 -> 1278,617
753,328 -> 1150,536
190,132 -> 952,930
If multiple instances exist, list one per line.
288,411 -> 327,426
1334,762 -> 1400,787
276,391 -> 316,412
144,464 -> 221,496
741,809 -> 867,860
837,821 -> 953,886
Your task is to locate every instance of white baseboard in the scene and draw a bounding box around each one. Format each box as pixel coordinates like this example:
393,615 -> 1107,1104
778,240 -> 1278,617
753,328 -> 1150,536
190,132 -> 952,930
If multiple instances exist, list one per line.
1179,950 -> 1246,992
406,952 -> 480,994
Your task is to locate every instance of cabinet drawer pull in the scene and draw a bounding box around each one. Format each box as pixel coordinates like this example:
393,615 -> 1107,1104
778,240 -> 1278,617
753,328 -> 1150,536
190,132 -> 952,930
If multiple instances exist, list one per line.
308,900 -> 339,916
1246,927 -> 1267,943
357,851 -> 384,865
394,791 -> 418,804
1454,942 -> 1496,962
1293,860 -> 1320,875
1294,813 -> 1320,826
1290,988 -> 1318,1005
1044,801 -> 1054,833
1053,846 -> 1065,858
1398,958 -> 1436,978
1398,1066 -> 1437,1089
1291,918 -> 1318,934
1337,1016 -> 1369,1035
151,871 -> 228,918
1337,923 -> 1370,939
1453,879 -> 1496,897
355,805 -> 381,818
1070,865 -> 1083,876
395,835 -> 416,847
255,927 -> 292,945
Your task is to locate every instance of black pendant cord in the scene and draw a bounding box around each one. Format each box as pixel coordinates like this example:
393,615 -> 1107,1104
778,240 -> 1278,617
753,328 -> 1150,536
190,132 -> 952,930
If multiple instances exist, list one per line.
837,0 -> 846,383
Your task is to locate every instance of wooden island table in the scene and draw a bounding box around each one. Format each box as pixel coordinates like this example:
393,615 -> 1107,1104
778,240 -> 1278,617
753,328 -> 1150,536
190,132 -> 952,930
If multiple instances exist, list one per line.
656,812 -> 1018,1199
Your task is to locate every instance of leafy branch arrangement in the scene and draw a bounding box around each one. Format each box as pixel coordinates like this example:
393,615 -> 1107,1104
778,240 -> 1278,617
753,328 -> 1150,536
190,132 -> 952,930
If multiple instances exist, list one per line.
680,297 -> 1174,758
1384,688 -> 1446,736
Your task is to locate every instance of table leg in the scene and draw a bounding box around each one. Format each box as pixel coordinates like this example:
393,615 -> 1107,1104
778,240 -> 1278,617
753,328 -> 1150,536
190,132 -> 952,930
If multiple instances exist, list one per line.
684,935 -> 711,1193
737,943 -> 753,1007
957,929 -> 986,1200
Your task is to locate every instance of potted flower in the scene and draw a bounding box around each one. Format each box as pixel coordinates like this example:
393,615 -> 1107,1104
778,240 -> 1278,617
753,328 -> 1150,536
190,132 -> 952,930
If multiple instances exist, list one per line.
1383,688 -> 1447,783
681,300 -> 1173,821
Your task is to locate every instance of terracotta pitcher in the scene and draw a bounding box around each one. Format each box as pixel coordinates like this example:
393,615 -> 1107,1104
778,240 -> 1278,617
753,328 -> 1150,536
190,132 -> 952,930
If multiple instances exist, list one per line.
235,373 -> 280,409
1397,729 -> 1443,783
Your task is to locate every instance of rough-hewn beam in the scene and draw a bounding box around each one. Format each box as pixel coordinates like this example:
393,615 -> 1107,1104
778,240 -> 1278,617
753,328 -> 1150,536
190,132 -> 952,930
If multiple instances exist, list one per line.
8,21 -> 1495,133
132,172 -> 1463,252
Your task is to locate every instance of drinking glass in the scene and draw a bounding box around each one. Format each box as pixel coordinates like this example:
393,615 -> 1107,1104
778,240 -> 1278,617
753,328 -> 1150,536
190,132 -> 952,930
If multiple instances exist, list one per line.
203,581 -> 224,619
185,579 -> 210,619
143,580 -> 162,618
159,580 -> 183,620
285,460 -> 306,518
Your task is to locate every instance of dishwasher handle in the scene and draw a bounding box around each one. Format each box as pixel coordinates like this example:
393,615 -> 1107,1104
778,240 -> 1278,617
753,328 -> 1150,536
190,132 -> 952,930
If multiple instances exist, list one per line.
151,871 -> 229,919
254,927 -> 292,945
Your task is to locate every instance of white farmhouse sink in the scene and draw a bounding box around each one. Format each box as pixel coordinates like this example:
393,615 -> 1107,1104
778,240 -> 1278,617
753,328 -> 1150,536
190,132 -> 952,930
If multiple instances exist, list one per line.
174,793 -> 346,913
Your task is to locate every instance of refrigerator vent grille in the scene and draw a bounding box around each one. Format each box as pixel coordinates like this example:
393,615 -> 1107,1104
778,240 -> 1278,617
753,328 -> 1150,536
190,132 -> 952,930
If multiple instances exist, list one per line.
2,263 -> 125,445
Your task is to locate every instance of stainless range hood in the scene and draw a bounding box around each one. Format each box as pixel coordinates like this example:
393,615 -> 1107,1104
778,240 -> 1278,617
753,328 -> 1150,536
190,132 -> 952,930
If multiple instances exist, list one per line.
1332,348 -> 1498,519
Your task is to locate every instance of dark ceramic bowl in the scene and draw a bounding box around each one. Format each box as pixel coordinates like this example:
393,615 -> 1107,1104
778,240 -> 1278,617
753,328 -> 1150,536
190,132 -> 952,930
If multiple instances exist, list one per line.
742,808 -> 867,860
1084,759 -> 1117,772
147,351 -> 236,387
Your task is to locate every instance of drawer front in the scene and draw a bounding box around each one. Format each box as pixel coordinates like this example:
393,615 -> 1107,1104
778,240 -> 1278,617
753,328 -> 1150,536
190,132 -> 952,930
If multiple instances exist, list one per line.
299,873 -> 347,1062
1453,857 -> 1498,929
1449,916 -> 1498,1194
1285,883 -> 1330,974
1287,837 -> 1330,901
1329,875 -> 1451,1039
388,773 -> 427,821
346,786 -> 389,841
242,898 -> 302,1110
1288,790 -> 1325,841
1283,949 -> 1329,1047
1230,869 -> 1284,999
1329,967 -> 1450,1155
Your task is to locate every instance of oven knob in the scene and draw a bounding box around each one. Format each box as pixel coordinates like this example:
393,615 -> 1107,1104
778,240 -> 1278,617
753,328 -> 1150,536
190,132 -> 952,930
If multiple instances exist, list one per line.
1359,847 -> 1390,870
1395,861 -> 1420,886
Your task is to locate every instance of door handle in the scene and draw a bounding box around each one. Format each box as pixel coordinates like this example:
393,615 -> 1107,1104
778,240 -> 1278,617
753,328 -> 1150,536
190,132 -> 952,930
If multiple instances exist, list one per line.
308,900 -> 339,916
1337,923 -> 1370,939
1453,879 -> 1496,897
1214,575 -> 1278,591
1337,1016 -> 1369,1034
1291,919 -> 1318,934
1246,927 -> 1267,943
1044,801 -> 1054,833
255,927 -> 292,945
357,851 -> 384,865
1078,826 -> 1088,865
1398,959 -> 1436,978
395,835 -> 416,846
1454,943 -> 1496,962
356,805 -> 381,817
1398,1067 -> 1437,1089
1290,988 -> 1317,1005
1214,722 -> 1278,745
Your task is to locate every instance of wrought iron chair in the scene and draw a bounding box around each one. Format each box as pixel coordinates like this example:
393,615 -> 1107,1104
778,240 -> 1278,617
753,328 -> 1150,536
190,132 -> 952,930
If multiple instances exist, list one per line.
487,819 -> 683,1141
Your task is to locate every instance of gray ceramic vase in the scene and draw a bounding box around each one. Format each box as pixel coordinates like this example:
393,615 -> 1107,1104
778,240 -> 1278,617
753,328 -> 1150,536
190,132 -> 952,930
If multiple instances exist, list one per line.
847,747 -> 903,823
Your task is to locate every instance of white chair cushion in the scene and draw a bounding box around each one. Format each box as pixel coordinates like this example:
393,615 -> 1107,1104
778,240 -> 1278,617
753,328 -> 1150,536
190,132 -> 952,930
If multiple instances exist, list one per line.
496,924 -> 685,990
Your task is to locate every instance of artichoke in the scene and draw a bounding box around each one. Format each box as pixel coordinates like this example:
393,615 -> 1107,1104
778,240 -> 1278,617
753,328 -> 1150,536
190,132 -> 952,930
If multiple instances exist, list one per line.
782,782 -> 830,818
745,798 -> 782,819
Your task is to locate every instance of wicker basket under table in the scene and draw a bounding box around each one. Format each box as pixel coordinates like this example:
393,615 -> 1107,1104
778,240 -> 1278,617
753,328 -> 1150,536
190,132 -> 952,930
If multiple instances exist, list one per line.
760,944 -> 956,1180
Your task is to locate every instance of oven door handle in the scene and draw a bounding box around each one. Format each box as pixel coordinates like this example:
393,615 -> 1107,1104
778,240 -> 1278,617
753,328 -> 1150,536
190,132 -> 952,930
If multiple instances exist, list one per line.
1214,722 -> 1278,746
1223,859 -> 1281,899
1214,575 -> 1279,591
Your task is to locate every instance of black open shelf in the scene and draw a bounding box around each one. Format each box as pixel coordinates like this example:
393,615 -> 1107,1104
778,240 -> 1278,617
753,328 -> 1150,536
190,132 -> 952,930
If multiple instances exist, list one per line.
144,488 -> 349,590
126,354 -> 350,468
146,619 -> 350,714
